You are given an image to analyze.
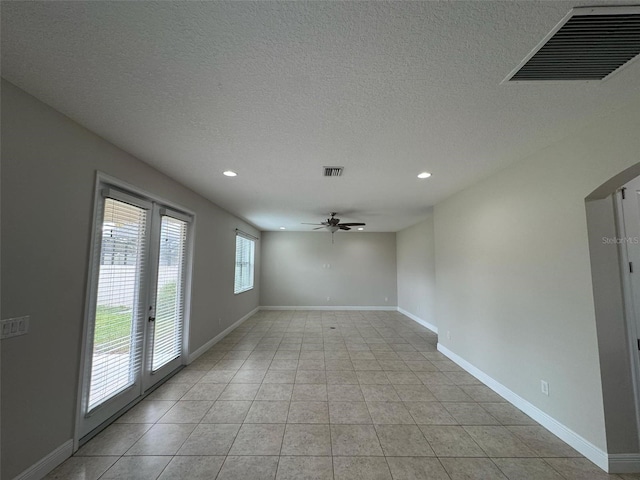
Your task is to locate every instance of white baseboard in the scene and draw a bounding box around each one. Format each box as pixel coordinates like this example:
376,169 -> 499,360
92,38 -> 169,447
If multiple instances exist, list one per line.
187,307 -> 259,363
437,343 -> 611,472
609,454 -> 640,473
259,306 -> 397,311
397,307 -> 438,334
13,439 -> 73,480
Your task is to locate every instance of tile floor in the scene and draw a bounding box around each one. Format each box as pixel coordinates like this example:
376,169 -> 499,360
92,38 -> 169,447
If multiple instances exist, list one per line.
46,310 -> 640,479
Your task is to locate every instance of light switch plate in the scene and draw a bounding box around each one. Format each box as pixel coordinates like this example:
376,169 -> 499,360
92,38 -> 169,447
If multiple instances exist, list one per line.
1,316 -> 29,339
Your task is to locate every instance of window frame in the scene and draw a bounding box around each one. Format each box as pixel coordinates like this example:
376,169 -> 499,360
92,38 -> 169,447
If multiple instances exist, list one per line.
234,232 -> 255,294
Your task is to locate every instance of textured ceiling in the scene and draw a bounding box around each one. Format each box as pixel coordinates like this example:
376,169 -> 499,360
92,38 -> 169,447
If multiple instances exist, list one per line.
2,1 -> 639,231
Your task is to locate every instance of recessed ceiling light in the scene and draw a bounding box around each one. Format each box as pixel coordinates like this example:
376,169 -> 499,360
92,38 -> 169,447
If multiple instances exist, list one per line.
417,172 -> 431,179
279,227 -> 286,230
223,170 -> 237,177
357,227 -> 364,231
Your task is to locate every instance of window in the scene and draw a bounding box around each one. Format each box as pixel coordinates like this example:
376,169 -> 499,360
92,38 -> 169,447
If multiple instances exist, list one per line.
234,233 -> 255,294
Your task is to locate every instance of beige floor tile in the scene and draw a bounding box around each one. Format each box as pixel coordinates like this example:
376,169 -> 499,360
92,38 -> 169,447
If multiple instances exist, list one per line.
231,369 -> 267,383
145,382 -> 191,401
245,400 -> 291,423
76,423 -> 152,456
217,455 -> 279,480
428,385 -> 474,402
100,456 -> 172,480
125,423 -> 196,455
379,360 -> 411,371
544,457 -> 624,479
201,400 -> 251,423
507,425 -> 581,457
331,424 -> 384,456
157,400 -> 214,423
481,403 -> 536,426
367,401 -> 415,424
333,456 -> 392,480
157,455 -> 225,479
177,423 -> 240,455
459,385 -> 505,403
385,457 -> 451,480
492,458 -> 564,480
329,401 -> 373,424
276,456 -> 333,480
281,424 -> 332,456
199,370 -> 237,383
419,425 -> 486,457
288,401 -> 329,423
361,384 -> 401,402
327,370 -> 360,384
393,384 -> 437,402
386,371 -> 422,384
405,402 -> 458,425
442,403 -> 501,425
218,383 -> 260,401
182,383 -> 226,401
115,400 -> 175,424
328,384 -> 364,401
43,456 -> 118,480
440,457 -> 507,479
263,370 -> 297,384
375,424 -> 435,456
256,383 -> 294,401
356,371 -> 390,385
229,423 -> 285,455
295,370 -> 327,384
292,383 -> 328,401
463,426 -> 537,457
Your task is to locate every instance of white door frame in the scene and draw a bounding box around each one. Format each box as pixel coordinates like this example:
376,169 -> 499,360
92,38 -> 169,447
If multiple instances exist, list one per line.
74,172 -> 195,450
613,185 -> 640,448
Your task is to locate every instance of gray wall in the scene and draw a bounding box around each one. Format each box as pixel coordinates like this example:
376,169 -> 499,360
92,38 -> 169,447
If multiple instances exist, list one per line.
260,232 -> 397,307
433,96 -> 640,452
396,215 -> 436,328
0,80 -> 260,479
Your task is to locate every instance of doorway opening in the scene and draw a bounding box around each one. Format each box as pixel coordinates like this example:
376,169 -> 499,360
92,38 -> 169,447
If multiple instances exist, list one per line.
75,175 -> 194,445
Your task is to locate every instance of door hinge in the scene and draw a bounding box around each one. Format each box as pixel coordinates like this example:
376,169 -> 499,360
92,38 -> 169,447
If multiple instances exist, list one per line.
630,262 -> 634,273
622,187 -> 627,199
637,338 -> 640,351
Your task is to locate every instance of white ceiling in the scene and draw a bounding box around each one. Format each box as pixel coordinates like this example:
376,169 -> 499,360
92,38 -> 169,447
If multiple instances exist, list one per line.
2,1 -> 639,231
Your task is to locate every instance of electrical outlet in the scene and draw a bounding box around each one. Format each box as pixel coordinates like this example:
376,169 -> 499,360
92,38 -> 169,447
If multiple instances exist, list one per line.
541,380 -> 549,396
446,331 -> 451,340
384,297 -> 388,302
327,296 -> 331,302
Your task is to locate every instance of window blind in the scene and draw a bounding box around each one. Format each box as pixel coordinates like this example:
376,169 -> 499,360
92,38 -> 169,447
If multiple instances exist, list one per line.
89,198 -> 147,410
151,215 -> 187,371
234,234 -> 255,294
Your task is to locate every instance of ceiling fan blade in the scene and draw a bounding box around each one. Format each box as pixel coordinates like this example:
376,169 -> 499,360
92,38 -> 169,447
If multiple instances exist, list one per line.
301,223 -> 324,225
339,226 -> 351,231
313,227 -> 325,230
338,222 -> 365,226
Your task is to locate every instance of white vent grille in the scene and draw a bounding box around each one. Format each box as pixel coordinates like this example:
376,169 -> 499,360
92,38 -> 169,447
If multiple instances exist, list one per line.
324,166 -> 344,177
504,6 -> 640,82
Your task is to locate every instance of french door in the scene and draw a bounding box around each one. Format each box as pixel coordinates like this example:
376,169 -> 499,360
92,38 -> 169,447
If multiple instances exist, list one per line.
78,184 -> 192,439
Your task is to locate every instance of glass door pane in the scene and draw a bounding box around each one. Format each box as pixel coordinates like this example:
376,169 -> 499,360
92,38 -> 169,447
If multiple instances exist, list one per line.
151,215 -> 187,371
88,198 -> 147,410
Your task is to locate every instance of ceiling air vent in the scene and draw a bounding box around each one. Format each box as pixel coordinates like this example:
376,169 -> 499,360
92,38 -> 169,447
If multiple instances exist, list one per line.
324,166 -> 344,177
503,6 -> 640,82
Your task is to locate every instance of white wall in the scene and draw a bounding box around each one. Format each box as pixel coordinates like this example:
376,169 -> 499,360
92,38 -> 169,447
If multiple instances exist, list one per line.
260,232 -> 397,307
396,215 -> 436,329
0,80 -> 260,479
434,96 -> 640,453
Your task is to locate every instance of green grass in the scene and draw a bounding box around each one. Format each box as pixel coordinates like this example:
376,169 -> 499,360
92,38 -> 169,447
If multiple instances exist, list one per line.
94,305 -> 133,353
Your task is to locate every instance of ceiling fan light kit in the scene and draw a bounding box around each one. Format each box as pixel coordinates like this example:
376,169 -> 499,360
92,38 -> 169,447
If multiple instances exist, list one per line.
302,212 -> 366,242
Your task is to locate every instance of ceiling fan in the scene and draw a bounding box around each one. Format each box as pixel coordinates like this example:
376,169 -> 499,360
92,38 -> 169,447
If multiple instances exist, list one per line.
302,212 -> 365,234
